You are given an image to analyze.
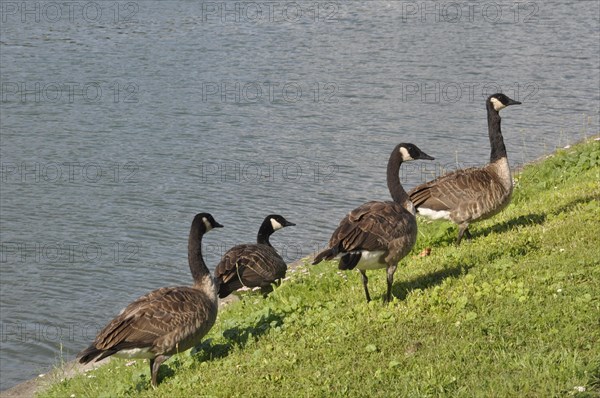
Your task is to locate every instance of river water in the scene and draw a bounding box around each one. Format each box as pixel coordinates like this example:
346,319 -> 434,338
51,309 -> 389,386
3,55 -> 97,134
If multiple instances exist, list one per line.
0,0 -> 598,390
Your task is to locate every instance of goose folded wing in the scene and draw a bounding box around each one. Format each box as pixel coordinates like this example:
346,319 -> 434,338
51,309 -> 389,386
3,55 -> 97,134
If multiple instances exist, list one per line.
92,287 -> 211,351
216,245 -> 283,284
215,244 -> 251,283
330,202 -> 408,252
409,168 -> 496,210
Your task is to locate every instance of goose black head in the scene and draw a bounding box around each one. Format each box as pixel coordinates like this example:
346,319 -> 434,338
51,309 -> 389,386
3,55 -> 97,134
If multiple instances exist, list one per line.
193,212 -> 223,233
488,93 -> 521,112
397,143 -> 435,162
264,214 -> 296,232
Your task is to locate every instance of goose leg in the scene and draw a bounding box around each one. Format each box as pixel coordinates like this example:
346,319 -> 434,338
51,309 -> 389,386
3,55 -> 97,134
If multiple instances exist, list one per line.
457,224 -> 470,245
359,270 -> 371,302
149,357 -> 155,386
150,354 -> 169,388
464,228 -> 472,240
384,264 -> 397,304
260,283 -> 277,297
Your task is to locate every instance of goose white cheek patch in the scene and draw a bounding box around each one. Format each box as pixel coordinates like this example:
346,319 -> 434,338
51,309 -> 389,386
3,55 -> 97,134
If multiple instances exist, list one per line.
203,217 -> 213,231
490,97 -> 506,111
399,147 -> 413,161
270,218 -> 283,231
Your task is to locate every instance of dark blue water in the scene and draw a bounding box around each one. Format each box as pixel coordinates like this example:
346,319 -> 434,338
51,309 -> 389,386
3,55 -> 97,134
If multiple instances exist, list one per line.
1,0 -> 598,390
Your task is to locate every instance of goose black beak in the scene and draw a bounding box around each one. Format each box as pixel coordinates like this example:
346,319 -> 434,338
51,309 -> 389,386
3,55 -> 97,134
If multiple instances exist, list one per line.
420,152 -> 435,161
284,221 -> 296,227
508,98 -> 522,106
213,222 -> 224,228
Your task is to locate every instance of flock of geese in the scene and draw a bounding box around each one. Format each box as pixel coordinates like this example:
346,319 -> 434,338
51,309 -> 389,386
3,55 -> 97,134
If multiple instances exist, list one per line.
77,93 -> 521,387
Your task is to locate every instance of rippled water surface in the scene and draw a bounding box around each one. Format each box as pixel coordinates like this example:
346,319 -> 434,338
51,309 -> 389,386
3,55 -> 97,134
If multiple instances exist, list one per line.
1,0 -> 598,389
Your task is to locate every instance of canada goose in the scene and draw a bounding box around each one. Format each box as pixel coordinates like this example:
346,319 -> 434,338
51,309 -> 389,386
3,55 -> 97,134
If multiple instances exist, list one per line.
408,93 -> 521,245
214,214 -> 295,298
313,143 -> 434,303
77,213 -> 222,387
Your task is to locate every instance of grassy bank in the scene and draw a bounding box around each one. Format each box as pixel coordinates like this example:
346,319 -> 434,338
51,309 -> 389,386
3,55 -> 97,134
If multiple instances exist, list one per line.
40,139 -> 600,397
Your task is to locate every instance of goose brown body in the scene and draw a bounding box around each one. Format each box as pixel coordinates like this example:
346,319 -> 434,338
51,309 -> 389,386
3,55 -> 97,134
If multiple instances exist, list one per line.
215,215 -> 295,298
409,93 -> 521,244
409,158 -> 513,228
77,286 -> 218,361
313,143 -> 434,303
77,213 -> 222,387
323,200 -> 417,272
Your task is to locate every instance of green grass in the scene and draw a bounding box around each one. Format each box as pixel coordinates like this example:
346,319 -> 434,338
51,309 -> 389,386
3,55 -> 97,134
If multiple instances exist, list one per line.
40,139 -> 600,398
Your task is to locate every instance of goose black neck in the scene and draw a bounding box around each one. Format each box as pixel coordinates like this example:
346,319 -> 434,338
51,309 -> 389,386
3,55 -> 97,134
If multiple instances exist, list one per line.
257,222 -> 273,247
188,223 -> 209,285
387,149 -> 409,205
487,102 -> 507,163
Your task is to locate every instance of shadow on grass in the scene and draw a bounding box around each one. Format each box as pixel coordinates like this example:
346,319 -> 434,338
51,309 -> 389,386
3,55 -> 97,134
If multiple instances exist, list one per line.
191,310 -> 285,363
549,193 -> 599,216
156,367 -> 175,387
475,193 -> 598,240
392,265 -> 471,301
418,213 -> 547,247
475,212 -> 547,238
